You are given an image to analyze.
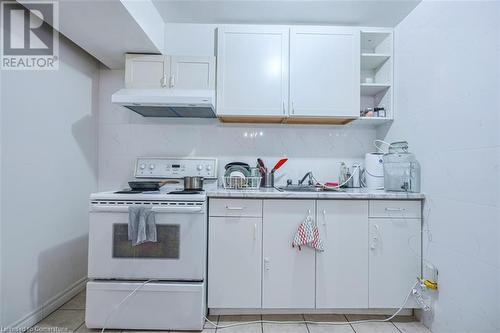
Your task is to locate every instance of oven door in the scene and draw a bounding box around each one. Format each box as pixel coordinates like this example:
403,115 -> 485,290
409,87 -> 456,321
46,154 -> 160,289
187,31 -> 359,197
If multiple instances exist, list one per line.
88,202 -> 206,280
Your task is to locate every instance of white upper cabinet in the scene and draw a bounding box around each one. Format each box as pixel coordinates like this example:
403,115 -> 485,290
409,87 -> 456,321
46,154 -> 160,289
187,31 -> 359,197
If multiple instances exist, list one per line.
216,26 -> 289,117
125,54 -> 169,88
170,56 -> 215,89
125,54 -> 215,90
289,27 -> 360,118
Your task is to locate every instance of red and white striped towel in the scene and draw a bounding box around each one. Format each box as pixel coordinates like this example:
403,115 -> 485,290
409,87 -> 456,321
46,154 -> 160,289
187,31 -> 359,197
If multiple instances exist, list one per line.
292,216 -> 324,252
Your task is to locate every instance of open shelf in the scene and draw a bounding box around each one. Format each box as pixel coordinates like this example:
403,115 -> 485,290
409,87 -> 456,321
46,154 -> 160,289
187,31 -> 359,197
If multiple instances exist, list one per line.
361,83 -> 391,96
361,32 -> 392,54
359,30 -> 393,126
352,117 -> 394,126
361,53 -> 391,70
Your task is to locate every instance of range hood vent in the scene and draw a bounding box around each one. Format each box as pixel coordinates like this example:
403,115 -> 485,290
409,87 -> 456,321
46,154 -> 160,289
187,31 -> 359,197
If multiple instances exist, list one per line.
111,88 -> 216,118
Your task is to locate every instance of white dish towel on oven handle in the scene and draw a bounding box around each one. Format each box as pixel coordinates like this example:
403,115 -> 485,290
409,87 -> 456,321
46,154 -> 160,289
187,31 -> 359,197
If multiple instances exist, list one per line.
128,206 -> 157,246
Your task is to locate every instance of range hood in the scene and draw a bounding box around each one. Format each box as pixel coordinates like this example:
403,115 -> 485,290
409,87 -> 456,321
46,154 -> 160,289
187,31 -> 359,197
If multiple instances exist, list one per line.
111,88 -> 216,118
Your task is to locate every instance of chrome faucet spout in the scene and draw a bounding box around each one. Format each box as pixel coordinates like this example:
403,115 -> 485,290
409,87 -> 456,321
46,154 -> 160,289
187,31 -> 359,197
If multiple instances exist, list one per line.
298,171 -> 314,186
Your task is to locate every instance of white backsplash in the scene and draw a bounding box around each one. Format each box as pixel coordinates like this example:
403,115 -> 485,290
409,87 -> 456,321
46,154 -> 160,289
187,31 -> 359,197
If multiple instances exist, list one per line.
98,69 -> 378,190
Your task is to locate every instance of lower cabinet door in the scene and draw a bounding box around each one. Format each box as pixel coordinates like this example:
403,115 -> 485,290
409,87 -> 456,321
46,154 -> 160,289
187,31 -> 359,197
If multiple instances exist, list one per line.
208,216 -> 262,308
369,218 -> 421,308
262,200 -> 315,308
316,200 -> 369,308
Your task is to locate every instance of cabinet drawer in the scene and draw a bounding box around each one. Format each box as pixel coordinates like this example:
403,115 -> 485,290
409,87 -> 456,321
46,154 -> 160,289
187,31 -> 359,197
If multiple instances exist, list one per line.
209,199 -> 262,217
369,200 -> 421,219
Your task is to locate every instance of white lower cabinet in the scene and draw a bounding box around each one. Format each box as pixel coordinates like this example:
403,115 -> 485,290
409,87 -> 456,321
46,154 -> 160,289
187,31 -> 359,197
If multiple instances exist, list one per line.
207,198 -> 422,311
262,200 -> 316,308
208,216 -> 262,308
369,217 -> 421,308
316,200 -> 369,308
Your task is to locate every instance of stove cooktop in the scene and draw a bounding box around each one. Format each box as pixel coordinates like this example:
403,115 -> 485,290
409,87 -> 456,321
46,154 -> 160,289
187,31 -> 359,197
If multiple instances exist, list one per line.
91,190 -> 208,202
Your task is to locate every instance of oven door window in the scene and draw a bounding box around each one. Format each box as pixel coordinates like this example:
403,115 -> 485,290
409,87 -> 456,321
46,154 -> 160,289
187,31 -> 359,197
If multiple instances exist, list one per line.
112,224 -> 180,259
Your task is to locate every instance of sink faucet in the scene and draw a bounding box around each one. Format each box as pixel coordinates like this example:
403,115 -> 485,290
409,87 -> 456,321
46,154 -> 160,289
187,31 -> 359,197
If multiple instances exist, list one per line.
298,171 -> 314,186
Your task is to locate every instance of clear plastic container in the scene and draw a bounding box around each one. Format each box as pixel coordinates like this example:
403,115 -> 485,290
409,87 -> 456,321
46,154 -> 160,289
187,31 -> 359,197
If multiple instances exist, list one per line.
383,141 -> 421,192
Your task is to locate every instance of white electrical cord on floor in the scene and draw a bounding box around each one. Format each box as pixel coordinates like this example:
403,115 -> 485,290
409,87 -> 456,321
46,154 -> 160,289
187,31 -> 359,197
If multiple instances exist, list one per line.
205,280 -> 419,328
101,279 -> 154,333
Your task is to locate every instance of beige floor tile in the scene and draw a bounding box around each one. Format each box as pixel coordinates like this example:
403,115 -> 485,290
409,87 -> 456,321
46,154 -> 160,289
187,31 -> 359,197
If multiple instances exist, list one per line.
204,315 -> 219,329
304,314 -> 354,333
389,315 -> 417,323
34,309 -> 85,331
171,330 -> 214,333
75,324 -> 119,332
304,314 -> 346,322
216,323 -> 262,333
263,323 -> 307,333
61,291 -> 86,310
219,315 -> 261,324
345,314 -> 388,321
345,314 -> 399,333
121,331 -> 169,333
393,321 -> 432,333
262,314 -> 304,322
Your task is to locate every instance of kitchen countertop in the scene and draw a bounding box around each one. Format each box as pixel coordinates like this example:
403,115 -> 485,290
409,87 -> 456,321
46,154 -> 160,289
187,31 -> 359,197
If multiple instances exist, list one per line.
207,188 -> 425,200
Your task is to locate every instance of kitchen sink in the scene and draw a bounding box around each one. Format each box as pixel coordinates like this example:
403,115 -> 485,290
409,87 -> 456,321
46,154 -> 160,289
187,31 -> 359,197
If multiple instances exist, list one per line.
279,185 -> 341,192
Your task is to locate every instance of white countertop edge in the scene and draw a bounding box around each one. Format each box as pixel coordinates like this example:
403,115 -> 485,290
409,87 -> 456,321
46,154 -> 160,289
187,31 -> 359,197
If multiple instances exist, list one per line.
207,188 -> 425,200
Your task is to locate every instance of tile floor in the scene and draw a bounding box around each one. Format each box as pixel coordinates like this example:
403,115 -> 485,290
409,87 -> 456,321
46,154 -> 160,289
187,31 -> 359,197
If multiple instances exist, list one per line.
31,290 -> 432,333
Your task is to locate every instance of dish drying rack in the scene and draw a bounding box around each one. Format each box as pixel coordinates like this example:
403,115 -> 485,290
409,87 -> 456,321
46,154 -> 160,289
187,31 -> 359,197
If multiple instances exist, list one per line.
223,176 -> 262,190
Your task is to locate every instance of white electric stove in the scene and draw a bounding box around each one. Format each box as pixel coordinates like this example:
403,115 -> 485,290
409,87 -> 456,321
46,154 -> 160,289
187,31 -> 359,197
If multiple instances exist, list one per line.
85,157 -> 217,331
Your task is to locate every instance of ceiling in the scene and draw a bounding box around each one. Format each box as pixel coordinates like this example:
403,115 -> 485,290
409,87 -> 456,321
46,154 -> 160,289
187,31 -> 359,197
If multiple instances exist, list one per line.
152,0 -> 421,27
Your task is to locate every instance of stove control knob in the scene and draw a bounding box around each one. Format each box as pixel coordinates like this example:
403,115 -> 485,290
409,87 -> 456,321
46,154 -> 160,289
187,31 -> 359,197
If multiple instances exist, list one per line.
149,164 -> 155,170
139,163 -> 146,170
197,165 -> 203,171
206,165 -> 212,171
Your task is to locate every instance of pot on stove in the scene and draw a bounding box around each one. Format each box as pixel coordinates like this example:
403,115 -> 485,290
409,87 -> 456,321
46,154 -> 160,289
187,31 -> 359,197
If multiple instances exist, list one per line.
183,176 -> 204,191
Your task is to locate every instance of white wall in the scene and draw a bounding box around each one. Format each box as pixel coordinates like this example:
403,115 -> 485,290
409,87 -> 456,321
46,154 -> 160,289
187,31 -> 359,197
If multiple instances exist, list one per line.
381,2 -> 500,332
98,23 -> 377,190
0,35 -> 99,327
98,68 -> 376,190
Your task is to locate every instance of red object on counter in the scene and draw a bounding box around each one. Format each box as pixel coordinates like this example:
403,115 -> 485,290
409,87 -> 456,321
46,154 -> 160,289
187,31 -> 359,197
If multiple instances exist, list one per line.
271,158 -> 288,173
324,182 -> 339,187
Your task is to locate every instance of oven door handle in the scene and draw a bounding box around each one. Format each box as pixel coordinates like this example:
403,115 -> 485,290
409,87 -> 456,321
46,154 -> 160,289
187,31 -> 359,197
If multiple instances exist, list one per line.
91,206 -> 203,214
151,206 -> 203,214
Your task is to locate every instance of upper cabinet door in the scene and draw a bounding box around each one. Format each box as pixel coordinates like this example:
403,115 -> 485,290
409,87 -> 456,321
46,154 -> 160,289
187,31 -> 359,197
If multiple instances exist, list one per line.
125,54 -> 169,89
289,27 -> 360,118
217,26 -> 289,117
170,56 -> 215,90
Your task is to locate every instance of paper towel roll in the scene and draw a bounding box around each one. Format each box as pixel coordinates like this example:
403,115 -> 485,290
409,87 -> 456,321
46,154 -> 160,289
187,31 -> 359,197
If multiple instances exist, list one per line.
365,153 -> 384,189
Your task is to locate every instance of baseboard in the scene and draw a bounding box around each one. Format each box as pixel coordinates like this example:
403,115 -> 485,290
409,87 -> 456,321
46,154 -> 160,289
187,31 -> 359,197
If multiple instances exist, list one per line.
7,277 -> 87,331
209,308 -> 414,316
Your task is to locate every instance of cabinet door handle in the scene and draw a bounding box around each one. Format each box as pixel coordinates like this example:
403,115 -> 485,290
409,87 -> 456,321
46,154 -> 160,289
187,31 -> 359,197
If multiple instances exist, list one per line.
371,224 -> 380,250
253,223 -> 257,240
264,257 -> 271,271
385,207 -> 406,212
291,101 -> 295,114
169,75 -> 175,88
322,209 -> 326,226
225,206 -> 244,211
282,101 -> 286,115
160,76 -> 168,88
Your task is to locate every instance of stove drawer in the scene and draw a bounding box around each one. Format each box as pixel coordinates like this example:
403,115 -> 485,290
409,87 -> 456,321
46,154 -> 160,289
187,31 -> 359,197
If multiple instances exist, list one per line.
85,281 -> 205,330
